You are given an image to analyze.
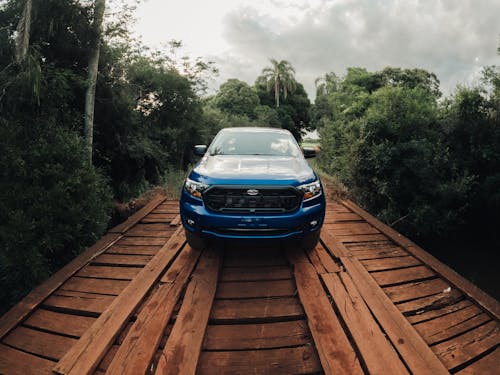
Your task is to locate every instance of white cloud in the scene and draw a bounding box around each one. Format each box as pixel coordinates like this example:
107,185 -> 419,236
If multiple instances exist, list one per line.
130,0 -> 500,98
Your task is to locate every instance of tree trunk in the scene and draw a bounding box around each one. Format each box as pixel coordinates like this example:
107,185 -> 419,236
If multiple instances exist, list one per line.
275,78 -> 280,107
15,0 -> 33,63
84,0 -> 106,164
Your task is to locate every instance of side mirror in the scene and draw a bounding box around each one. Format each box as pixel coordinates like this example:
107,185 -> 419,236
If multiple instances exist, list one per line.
303,147 -> 317,159
193,145 -> 207,156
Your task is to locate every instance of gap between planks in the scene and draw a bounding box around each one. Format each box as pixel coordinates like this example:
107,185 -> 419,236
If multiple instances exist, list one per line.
52,226 -> 186,375
105,245 -> 202,375
320,228 -> 450,374
0,196 -> 167,342
154,248 -> 221,375
287,249 -> 364,374
341,199 -> 500,320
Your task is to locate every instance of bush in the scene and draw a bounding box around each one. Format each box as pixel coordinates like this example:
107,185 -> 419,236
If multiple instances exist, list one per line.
0,121 -> 112,314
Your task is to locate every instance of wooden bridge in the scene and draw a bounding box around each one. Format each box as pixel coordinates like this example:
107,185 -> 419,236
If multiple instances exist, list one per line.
0,196 -> 498,374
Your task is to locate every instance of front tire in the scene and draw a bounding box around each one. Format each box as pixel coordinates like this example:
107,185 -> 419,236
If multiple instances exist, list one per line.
301,231 -> 320,250
185,230 -> 207,250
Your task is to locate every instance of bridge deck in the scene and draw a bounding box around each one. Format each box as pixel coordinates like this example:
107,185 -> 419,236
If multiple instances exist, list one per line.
0,197 -> 498,374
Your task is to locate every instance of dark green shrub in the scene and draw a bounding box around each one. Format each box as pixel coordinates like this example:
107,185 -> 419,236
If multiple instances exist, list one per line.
0,121 -> 112,314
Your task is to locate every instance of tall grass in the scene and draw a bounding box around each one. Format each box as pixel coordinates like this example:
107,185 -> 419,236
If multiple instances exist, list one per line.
163,169 -> 189,200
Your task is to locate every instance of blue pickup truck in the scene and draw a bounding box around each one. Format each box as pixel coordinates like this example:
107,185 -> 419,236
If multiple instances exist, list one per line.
180,127 -> 325,249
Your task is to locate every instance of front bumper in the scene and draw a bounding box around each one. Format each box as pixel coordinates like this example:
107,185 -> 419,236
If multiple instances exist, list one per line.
180,189 -> 325,241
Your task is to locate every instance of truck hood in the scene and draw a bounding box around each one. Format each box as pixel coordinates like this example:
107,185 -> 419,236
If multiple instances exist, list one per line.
191,155 -> 316,185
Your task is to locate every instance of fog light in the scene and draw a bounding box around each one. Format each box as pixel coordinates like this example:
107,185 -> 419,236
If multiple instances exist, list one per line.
187,219 -> 195,226
310,220 -> 318,227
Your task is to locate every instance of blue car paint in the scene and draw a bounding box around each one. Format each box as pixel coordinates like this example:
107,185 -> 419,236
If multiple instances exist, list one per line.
180,187 -> 325,240
179,127 -> 326,246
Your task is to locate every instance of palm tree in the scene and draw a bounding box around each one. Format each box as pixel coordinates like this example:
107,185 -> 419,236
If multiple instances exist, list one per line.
261,59 -> 296,107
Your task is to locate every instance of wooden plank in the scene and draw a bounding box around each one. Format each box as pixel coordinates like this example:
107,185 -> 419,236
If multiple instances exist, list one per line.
348,247 -> 408,260
211,297 -> 303,323
220,266 -> 291,281
0,344 -> 55,375
342,199 -> 500,320
285,246 -> 306,265
323,212 -> 362,222
417,310 -> 491,346
4,326 -> 76,361
291,259 -> 363,374
304,245 -> 328,274
76,265 -> 141,280
407,300 -> 473,324
43,290 -> 115,316
329,222 -> 380,235
203,321 -> 310,350
397,288 -> 463,315
361,256 -> 421,271
216,279 -> 296,299
327,202 -> 351,212
338,255 -> 451,374
0,232 -> 120,341
169,215 -> 181,226
322,272 -> 409,375
53,226 -> 185,375
157,201 -> 179,207
106,244 -> 161,255
108,195 -> 166,233
115,237 -> 167,246
60,277 -> 128,296
384,278 -> 450,303
125,227 -> 174,237
432,321 -> 500,370
224,254 -> 288,267
152,208 -> 179,214
320,228 -> 350,258
132,223 -> 172,231
312,243 -> 341,273
455,346 -> 500,374
197,346 -> 322,375
105,245 -> 201,375
141,216 -> 175,224
155,249 -> 220,375
91,253 -> 152,266
345,240 -> 395,250
335,233 -> 388,243
95,345 -> 118,372
23,309 -> 95,338
371,266 -> 436,286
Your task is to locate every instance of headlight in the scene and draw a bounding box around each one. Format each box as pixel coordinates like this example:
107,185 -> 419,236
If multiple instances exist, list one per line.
184,178 -> 208,198
298,180 -> 322,201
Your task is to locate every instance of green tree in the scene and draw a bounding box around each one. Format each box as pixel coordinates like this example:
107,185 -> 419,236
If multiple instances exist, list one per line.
261,59 -> 297,107
215,79 -> 259,118
0,0 -> 114,313
378,67 -> 441,97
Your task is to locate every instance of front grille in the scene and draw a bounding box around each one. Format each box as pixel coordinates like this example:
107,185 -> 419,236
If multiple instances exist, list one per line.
203,186 -> 301,214
212,228 -> 295,236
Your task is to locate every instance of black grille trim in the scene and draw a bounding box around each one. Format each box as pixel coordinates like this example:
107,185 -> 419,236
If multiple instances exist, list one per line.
202,185 -> 302,214
212,228 -> 297,236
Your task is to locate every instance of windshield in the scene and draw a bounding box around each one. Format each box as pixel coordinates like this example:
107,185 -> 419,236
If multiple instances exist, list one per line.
208,129 -> 302,157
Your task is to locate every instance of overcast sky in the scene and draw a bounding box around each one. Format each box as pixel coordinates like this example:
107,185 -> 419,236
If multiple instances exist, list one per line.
131,0 -> 500,99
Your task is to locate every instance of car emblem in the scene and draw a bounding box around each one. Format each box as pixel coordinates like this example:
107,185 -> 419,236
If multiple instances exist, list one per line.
246,189 -> 259,196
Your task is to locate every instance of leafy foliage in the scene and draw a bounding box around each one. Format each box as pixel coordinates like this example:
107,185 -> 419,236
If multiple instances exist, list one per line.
316,66 -> 500,247
215,79 -> 259,118
0,121 -> 112,314
0,0 -> 211,312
